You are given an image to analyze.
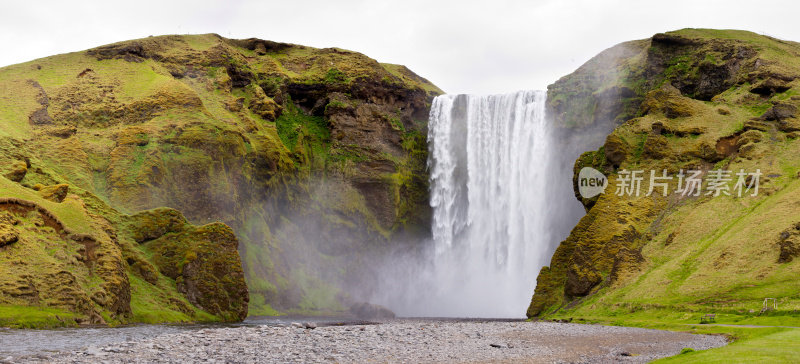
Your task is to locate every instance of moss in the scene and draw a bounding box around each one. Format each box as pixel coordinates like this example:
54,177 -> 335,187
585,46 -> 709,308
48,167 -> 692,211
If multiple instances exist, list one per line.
247,293 -> 282,316
128,275 -> 215,324
531,29 -> 800,321
380,63 -> 444,94
144,222 -> 248,321
124,207 -> 188,243
275,99 -> 330,152
0,305 -> 79,329
0,32 -> 442,322
323,68 -> 349,84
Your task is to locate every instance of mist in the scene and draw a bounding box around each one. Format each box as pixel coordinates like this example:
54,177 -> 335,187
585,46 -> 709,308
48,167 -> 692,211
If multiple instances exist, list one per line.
360,91 -> 570,318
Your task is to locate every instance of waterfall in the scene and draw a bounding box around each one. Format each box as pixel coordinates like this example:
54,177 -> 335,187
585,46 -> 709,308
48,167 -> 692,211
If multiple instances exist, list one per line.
370,90 -> 570,318
422,90 -> 555,317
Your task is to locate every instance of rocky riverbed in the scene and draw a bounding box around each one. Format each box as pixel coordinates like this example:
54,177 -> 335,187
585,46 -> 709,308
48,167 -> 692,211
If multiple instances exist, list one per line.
9,320 -> 727,363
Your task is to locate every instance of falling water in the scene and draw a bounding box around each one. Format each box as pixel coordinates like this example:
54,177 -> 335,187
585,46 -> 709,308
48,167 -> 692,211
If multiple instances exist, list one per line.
370,90 -> 567,318
421,90 -> 555,317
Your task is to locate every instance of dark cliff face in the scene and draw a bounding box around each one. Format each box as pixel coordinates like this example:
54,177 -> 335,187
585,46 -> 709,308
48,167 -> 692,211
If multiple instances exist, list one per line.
0,33 -> 442,325
529,29 -> 800,318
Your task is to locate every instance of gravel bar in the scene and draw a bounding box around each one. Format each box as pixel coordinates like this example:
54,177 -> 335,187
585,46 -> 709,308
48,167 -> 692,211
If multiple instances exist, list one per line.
16,320 -> 728,363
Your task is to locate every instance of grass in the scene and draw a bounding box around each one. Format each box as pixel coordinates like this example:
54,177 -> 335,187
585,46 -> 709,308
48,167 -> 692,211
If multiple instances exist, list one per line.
247,293 -> 283,317
669,29 -> 800,71
534,28 -> 800,362
380,63 -> 444,94
0,305 -> 79,329
275,99 -> 330,154
655,328 -> 800,363
0,31 -> 442,325
129,274 -> 217,324
0,178 -> 95,234
545,308 -> 800,362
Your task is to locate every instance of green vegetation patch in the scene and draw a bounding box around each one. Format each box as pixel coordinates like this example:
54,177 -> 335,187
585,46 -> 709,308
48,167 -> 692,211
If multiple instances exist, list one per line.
0,305 -> 79,329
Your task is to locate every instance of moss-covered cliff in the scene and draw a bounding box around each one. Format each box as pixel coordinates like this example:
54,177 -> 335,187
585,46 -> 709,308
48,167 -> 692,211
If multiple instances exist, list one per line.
0,34 -> 441,326
529,29 -> 800,320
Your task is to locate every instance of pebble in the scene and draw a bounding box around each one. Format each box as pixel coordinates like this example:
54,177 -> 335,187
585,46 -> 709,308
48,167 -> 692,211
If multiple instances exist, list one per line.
24,320 -> 727,363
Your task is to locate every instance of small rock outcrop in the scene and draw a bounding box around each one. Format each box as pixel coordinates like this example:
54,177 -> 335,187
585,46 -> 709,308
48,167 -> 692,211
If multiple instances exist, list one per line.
4,161 -> 27,182
0,212 -> 19,246
146,222 -> 249,321
778,223 -> 800,263
35,184 -> 69,203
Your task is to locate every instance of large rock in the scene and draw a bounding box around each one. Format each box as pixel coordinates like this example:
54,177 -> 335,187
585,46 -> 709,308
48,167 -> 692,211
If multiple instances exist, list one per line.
603,134 -> 629,167
35,184 -> 69,203
0,224 -> 18,246
641,84 -> 698,118
145,222 -> 249,321
778,223 -> 800,263
760,103 -> 797,121
4,161 -> 27,182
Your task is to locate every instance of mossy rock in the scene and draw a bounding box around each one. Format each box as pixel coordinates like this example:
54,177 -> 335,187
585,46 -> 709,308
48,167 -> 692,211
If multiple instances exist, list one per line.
0,223 -> 18,246
641,84 -> 701,118
603,134 -> 629,167
36,184 -> 69,203
145,222 -> 248,321
4,161 -> 27,182
125,208 -> 188,244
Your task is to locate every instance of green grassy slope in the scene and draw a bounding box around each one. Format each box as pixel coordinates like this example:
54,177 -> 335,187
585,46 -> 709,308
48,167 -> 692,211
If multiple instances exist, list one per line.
0,33 -> 441,324
531,28 -> 800,362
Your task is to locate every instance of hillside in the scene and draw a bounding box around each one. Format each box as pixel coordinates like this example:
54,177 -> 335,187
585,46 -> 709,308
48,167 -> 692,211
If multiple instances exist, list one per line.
0,34 -> 441,326
528,29 -> 800,325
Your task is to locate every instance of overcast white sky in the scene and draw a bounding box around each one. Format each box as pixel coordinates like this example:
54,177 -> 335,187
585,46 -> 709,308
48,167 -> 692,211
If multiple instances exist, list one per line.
2,0 -> 800,94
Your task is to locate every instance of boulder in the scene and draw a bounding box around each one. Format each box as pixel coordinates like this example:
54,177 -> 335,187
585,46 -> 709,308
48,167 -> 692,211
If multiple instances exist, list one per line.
778,118 -> 800,133
147,222 -> 249,321
0,224 -> 18,246
603,134 -> 629,167
37,184 -> 70,203
760,103 -> 797,121
738,142 -> 760,159
641,84 -> 697,118
750,77 -> 792,95
248,85 -> 282,121
125,208 -> 188,243
743,120 -> 771,132
4,161 -> 27,182
736,130 -> 764,148
778,223 -> 800,263
642,135 -> 671,159
565,264 -> 602,297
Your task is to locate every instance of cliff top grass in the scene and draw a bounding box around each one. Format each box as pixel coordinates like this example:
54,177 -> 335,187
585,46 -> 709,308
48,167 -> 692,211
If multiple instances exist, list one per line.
548,28 -> 800,129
